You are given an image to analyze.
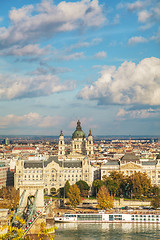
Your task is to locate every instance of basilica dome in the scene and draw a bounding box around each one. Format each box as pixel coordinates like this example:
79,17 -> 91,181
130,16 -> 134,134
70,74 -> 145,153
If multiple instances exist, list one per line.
72,120 -> 86,139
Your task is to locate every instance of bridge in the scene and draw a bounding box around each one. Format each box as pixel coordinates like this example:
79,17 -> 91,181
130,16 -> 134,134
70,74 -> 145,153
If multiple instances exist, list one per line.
10,181 -> 54,238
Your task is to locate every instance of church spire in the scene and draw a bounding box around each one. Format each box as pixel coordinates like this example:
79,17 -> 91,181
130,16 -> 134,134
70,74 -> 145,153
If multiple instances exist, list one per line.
60,129 -> 63,136
88,129 -> 92,136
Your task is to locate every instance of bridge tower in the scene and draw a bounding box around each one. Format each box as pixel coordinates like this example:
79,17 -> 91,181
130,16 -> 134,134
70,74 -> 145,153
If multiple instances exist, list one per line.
19,182 -> 44,212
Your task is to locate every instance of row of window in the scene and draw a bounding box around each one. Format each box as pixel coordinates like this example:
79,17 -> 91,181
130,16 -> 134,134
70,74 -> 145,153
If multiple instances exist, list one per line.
24,170 -> 42,173
24,175 -> 42,179
131,215 -> 159,218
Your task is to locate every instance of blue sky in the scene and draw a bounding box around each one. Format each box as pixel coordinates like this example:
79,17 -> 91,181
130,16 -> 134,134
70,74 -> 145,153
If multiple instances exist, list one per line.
0,0 -> 160,136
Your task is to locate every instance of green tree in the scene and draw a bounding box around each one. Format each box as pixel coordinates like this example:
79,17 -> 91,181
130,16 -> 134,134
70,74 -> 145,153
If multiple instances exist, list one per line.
103,171 -> 124,197
97,185 -> 114,209
76,180 -> 90,197
151,196 -> 160,209
67,184 -> 82,208
59,181 -> 70,198
92,179 -> 104,196
151,185 -> 160,197
64,180 -> 70,198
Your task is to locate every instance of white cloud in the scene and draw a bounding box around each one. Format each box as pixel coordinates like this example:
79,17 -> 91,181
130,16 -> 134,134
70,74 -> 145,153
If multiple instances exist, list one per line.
0,0 -> 106,49
117,108 -> 160,119
0,112 -> 64,128
68,38 -> 102,51
151,27 -> 160,43
118,1 -> 160,29
0,44 -> 50,56
128,36 -> 147,45
59,52 -> 84,61
78,57 -> 160,106
127,1 -> 147,11
138,10 -> 152,22
0,73 -> 75,100
137,3 -> 160,23
94,51 -> 107,58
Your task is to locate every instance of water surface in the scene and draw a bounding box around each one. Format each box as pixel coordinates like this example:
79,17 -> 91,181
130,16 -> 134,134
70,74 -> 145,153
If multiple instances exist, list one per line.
55,223 -> 160,240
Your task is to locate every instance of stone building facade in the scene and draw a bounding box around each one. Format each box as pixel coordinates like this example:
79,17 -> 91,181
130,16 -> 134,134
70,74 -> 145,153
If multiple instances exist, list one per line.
94,152 -> 160,186
15,121 -> 93,194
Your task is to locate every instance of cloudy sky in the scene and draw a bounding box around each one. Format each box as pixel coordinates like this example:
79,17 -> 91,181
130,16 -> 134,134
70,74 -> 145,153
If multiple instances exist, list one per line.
0,0 -> 160,136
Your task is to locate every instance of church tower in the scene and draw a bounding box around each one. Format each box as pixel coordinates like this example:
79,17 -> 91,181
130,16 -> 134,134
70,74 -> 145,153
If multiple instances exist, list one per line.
87,129 -> 94,155
58,130 -> 65,157
71,120 -> 87,155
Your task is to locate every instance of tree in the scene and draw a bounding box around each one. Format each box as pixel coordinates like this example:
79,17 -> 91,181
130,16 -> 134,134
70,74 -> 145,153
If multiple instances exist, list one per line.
151,196 -> 160,209
64,180 -> 70,198
59,181 -> 70,198
97,185 -> 114,209
151,185 -> 160,197
92,179 -> 104,196
103,171 -> 124,197
0,213 -> 55,240
0,187 -> 19,209
130,172 -> 151,199
76,180 -> 90,197
67,184 -> 82,208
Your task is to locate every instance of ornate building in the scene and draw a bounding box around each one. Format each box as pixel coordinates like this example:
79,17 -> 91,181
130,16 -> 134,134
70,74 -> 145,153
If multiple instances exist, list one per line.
58,120 -> 94,159
94,152 -> 160,186
15,121 -> 94,194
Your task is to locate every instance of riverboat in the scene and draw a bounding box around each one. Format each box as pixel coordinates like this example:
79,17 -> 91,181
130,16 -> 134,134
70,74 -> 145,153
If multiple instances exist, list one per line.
55,212 -> 160,223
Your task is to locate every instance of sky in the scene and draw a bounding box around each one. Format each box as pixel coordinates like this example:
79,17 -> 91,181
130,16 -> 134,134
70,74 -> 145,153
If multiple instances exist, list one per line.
0,0 -> 160,136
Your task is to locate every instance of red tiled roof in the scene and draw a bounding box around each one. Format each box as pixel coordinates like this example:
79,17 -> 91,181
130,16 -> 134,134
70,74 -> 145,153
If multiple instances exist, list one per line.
13,147 -> 35,150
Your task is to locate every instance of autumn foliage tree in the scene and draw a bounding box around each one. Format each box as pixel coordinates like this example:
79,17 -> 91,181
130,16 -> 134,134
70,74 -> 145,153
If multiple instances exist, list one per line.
97,185 -> 114,209
0,187 -> 19,209
151,196 -> 160,209
130,172 -> 151,198
67,184 -> 82,208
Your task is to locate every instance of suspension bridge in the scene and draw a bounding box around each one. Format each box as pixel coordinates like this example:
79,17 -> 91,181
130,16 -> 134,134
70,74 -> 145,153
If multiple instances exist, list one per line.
10,182 -> 55,238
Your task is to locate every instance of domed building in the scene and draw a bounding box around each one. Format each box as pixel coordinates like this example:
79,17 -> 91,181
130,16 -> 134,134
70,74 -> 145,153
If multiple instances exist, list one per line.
15,121 -> 94,194
58,120 -> 94,160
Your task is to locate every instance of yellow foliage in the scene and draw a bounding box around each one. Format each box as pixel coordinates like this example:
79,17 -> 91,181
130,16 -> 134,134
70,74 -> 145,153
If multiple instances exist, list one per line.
68,184 -> 82,208
97,185 -> 114,209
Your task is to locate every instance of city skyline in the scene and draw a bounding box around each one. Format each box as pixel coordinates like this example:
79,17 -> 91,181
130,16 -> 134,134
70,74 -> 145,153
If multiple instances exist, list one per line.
0,0 -> 160,136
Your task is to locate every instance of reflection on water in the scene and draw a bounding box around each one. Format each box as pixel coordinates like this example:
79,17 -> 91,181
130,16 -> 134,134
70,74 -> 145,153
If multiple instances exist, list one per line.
55,223 -> 160,240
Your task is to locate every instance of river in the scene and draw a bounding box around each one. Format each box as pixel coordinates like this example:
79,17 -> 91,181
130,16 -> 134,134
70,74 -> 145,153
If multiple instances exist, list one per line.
54,222 -> 160,240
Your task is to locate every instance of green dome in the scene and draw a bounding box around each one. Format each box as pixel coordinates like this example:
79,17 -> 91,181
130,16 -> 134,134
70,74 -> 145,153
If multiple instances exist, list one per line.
72,120 -> 86,139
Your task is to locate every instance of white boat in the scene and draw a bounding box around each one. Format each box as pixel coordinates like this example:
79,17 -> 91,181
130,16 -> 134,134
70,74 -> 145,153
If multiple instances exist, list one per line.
55,212 -> 160,223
